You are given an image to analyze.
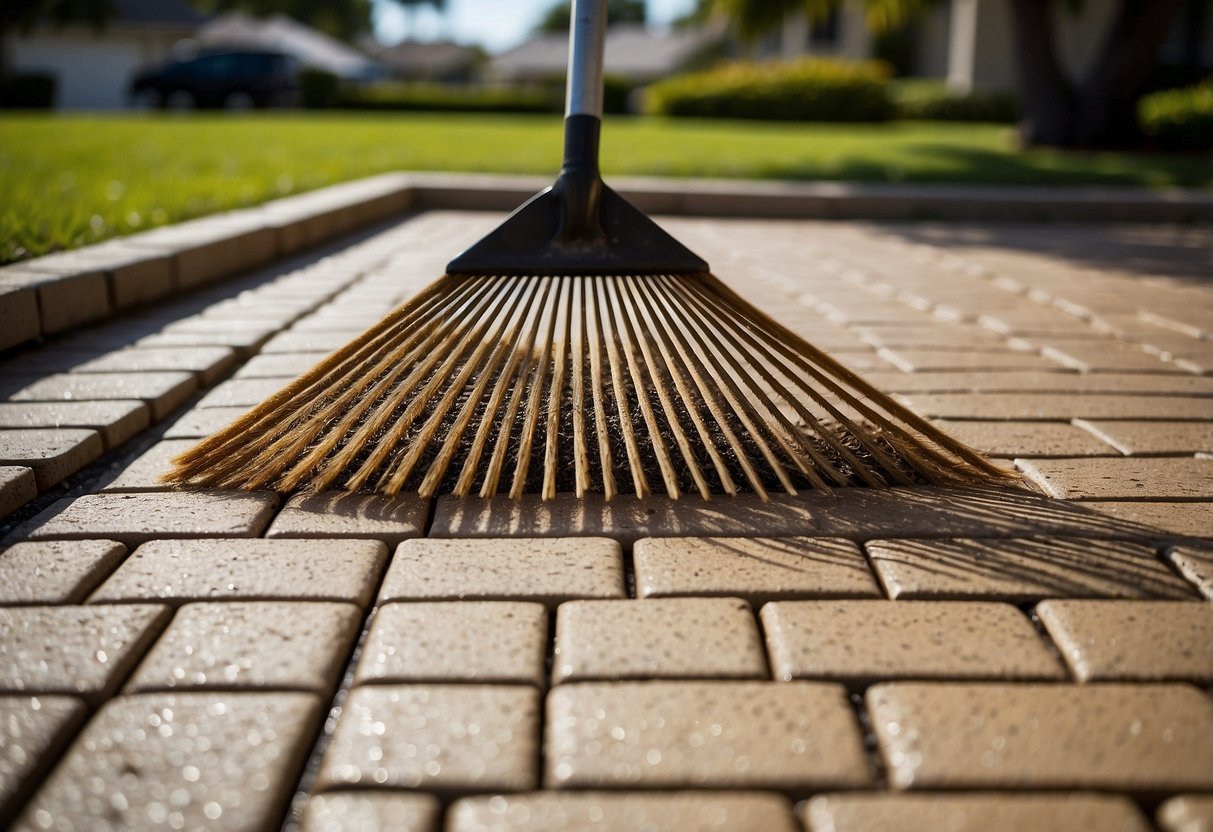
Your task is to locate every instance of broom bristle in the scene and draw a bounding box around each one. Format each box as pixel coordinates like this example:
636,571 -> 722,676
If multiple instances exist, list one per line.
164,272 -> 1014,500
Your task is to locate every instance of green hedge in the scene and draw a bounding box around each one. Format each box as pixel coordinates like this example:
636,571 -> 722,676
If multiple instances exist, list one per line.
891,79 -> 1018,123
299,69 -> 341,109
0,73 -> 57,109
339,82 -> 560,114
1140,80 -> 1213,151
643,58 -> 893,122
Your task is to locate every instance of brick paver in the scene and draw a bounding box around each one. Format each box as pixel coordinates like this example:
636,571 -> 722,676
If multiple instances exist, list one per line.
0,541 -> 126,605
0,467 -> 35,520
319,685 -> 540,795
15,692 -> 320,832
266,492 -> 429,546
355,602 -> 548,686
98,439 -> 197,491
931,420 -> 1118,458
70,345 -> 238,384
1037,600 -> 1213,682
0,429 -> 103,491
868,682 -> 1213,791
162,406 -> 248,439
91,538 -> 386,606
6,371 -> 197,421
1019,458 -> 1213,500
553,598 -> 767,683
762,600 -> 1064,685
301,792 -> 440,832
1167,544 -> 1213,600
1073,420 -> 1213,456
0,401 -> 149,449
0,696 -> 85,826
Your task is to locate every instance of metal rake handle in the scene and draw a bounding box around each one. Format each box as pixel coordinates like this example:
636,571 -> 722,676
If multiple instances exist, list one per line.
566,0 -> 607,118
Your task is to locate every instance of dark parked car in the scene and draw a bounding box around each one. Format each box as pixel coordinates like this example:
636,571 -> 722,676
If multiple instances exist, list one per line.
130,51 -> 299,110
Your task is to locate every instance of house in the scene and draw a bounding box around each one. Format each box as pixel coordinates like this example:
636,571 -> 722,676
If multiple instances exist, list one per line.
4,0 -> 208,109
365,39 -> 483,84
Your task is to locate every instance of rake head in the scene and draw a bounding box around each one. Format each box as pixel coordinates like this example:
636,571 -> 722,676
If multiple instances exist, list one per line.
165,270 -> 1012,500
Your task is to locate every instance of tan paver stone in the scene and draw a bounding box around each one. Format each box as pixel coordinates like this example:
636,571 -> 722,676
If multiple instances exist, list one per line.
865,370 -> 1213,396
162,406 -> 247,439
545,681 -> 871,791
70,346 -> 238,385
355,602 -> 547,686
194,376 -> 292,409
0,468 -> 36,520
127,601 -> 361,695
15,692 -> 320,832
0,401 -> 149,449
898,393 -> 1213,421
0,285 -> 39,352
17,491 -> 279,546
867,537 -> 1195,601
1,270 -> 110,335
1082,503 -> 1212,540
552,598 -> 767,683
1037,600 -> 1213,682
379,538 -> 624,607
91,538 -> 386,606
634,536 -> 880,602
137,329 -> 275,354
1158,795 -> 1213,832
7,372 -> 198,421
301,792 -> 440,832
0,429 -> 103,490
762,601 -> 1064,686
261,329 -> 364,354
933,420 -> 1117,458
1074,420 -> 1213,456
318,685 -> 540,795
0,696 -> 86,826
98,439 -> 198,491
267,492 -> 428,546
448,791 -> 798,832
878,348 -> 1065,373
233,351 -> 327,379
1042,342 -> 1183,373
1018,457 -> 1213,500
1168,545 -> 1213,600
0,605 -> 168,703
867,682 -> 1213,792
804,793 -> 1151,832
0,540 -> 126,605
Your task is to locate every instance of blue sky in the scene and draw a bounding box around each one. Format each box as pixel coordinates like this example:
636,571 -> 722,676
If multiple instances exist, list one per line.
372,0 -> 697,53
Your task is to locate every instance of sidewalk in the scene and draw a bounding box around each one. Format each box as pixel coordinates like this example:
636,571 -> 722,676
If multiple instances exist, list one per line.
1,208 -> 1211,831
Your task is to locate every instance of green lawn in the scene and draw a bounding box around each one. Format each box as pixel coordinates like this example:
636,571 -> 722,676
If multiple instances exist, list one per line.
2,112 -> 1210,263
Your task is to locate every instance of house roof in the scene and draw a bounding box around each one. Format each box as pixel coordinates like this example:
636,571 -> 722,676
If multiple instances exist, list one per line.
196,12 -> 381,79
489,24 -> 721,81
369,40 -> 481,76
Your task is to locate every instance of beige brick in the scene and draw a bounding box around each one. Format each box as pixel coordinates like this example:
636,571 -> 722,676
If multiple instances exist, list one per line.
379,538 -> 624,607
261,329 -> 363,353
1019,457 -> 1213,500
1074,420 -> 1213,456
0,467 -> 36,520
137,329 -> 275,354
0,540 -> 126,605
898,393 -> 1213,421
1168,545 -> 1213,601
0,429 -> 103,490
91,538 -> 386,606
0,696 -> 86,826
449,792 -> 798,832
99,439 -> 197,491
0,401 -> 149,449
301,792 -> 440,832
864,370 -> 1213,396
1037,600 -> 1213,683
1043,341 -> 1185,373
634,537 -> 881,602
267,492 -> 428,546
162,406 -> 247,439
234,351 -> 328,379
804,793 -> 1150,832
878,347 -> 1065,373
762,601 -> 1064,686
0,285 -> 39,351
195,376 -> 292,409
933,420 -> 1117,458
867,537 -> 1194,601
127,601 -> 361,695
1158,795 -> 1213,832
126,220 -> 278,289
868,682 -> 1213,792
18,491 -> 279,547
318,685 -> 540,795
16,692 -> 320,831
0,605 -> 168,703
545,681 -> 870,791
8,372 -> 198,421
1082,502 -> 1213,540
4,270 -> 110,335
71,346 -> 238,385
355,602 -> 547,686
553,598 -> 766,683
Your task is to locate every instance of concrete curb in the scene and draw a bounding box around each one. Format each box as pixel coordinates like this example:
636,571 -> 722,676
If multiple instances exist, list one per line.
3,171 -> 1210,353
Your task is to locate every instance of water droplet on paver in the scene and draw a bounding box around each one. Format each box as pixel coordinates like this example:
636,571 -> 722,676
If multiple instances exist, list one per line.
182,766 -> 200,782
96,650 -> 108,664
204,802 -> 223,820
645,749 -> 662,765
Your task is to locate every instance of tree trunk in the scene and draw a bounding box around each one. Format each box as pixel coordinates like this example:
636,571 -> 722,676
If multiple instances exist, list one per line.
1007,0 -> 1184,149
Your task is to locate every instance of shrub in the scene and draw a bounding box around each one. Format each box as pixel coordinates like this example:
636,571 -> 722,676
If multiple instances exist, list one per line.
643,57 -> 893,122
339,82 -> 560,114
0,73 -> 57,109
891,79 -> 1018,123
299,68 -> 341,109
1140,80 -> 1213,151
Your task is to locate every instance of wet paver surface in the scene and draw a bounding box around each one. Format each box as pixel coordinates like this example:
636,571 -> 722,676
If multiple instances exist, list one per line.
1,212 -> 1211,831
